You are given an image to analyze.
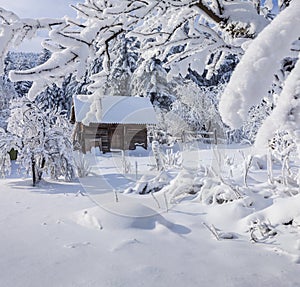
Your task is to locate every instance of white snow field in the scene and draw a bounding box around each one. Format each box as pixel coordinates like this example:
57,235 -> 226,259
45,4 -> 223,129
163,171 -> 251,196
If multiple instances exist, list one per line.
1,145 -> 300,287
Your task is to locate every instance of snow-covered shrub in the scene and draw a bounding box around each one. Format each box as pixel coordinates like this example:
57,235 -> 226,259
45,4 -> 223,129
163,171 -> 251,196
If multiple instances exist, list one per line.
125,171 -> 172,195
0,128 -> 21,176
269,131 -> 297,162
269,131 -> 298,187
162,148 -> 182,169
249,220 -> 277,243
2,98 -> 75,185
164,168 -> 203,203
121,150 -> 132,174
162,166 -> 245,206
151,141 -> 183,171
163,111 -> 192,143
197,175 -> 243,205
166,82 -> 225,142
0,152 -> 11,178
74,151 -> 91,178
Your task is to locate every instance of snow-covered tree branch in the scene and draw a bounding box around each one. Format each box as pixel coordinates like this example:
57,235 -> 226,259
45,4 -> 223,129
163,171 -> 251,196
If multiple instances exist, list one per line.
0,0 -> 274,104
0,7 -> 64,73
219,1 -> 300,149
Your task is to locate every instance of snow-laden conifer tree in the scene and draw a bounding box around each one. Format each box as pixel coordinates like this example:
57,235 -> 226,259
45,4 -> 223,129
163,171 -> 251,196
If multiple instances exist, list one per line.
130,57 -> 178,110
4,52 -> 41,97
106,34 -> 138,97
0,74 -> 17,130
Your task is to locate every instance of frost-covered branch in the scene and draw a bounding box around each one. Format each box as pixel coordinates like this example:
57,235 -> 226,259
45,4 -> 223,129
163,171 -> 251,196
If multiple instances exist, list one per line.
1,0 -> 272,105
255,53 -> 300,149
219,1 -> 300,129
0,7 -> 64,73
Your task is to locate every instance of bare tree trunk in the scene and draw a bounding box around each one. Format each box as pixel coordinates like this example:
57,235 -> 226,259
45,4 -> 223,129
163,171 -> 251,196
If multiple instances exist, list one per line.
193,1 -> 224,23
32,154 -> 37,187
38,157 -> 46,181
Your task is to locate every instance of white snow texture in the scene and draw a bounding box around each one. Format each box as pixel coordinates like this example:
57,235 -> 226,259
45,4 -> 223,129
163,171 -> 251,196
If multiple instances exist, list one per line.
219,1 -> 300,129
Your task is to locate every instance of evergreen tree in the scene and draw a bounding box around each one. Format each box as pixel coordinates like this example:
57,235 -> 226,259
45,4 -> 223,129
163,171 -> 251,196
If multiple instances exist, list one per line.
107,35 -> 138,97
0,74 -> 17,130
131,58 -> 178,111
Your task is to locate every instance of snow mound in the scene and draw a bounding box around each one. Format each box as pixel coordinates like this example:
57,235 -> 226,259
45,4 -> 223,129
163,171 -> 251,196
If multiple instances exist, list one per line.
73,201 -> 191,234
74,208 -> 103,230
244,193 -> 300,226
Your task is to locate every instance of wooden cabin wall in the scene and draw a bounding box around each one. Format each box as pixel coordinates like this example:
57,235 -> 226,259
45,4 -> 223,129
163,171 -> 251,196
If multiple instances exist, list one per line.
110,124 -> 147,151
76,123 -> 148,153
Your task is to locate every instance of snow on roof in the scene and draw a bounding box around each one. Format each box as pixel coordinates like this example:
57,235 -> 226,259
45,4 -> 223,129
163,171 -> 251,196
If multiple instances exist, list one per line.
73,95 -> 158,125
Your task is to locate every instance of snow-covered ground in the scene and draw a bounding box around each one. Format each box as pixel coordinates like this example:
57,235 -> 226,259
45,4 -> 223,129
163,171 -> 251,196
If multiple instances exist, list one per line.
1,145 -> 300,287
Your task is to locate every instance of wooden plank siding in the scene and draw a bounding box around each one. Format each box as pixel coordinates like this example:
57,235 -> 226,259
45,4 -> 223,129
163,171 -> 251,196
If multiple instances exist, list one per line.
74,123 -> 148,153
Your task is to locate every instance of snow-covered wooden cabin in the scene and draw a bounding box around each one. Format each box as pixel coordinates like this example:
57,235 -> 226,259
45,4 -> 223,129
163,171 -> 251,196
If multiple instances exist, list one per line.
71,95 -> 157,153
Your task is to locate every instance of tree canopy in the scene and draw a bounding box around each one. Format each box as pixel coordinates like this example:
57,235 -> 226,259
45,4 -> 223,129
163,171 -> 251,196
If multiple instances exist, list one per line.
0,0 -> 298,148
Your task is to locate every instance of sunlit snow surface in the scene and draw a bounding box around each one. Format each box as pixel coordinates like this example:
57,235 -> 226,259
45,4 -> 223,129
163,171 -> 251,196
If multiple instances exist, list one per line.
1,143 -> 300,287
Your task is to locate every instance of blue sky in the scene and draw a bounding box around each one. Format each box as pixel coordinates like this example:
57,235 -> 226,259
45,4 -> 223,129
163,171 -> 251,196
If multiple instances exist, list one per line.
0,0 -> 80,18
0,0 -> 83,52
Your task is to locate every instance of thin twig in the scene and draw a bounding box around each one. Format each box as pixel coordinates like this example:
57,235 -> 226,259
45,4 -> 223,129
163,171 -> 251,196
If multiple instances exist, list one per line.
151,191 -> 161,209
203,222 -> 220,240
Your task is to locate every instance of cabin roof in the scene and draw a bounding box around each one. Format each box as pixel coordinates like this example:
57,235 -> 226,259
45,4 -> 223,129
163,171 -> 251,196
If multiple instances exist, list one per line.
73,95 -> 157,125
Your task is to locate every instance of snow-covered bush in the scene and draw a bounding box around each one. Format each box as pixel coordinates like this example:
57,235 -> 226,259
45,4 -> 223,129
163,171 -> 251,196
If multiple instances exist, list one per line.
268,130 -> 298,187
126,143 -> 182,195
0,128 -> 21,176
161,82 -> 226,144
151,141 -> 183,171
196,174 -> 243,205
0,152 -> 11,178
163,166 -> 244,205
249,220 -> 277,243
121,150 -> 132,174
1,98 -> 75,185
125,171 -> 172,195
73,151 -> 91,178
162,149 -> 182,169
163,168 -> 203,203
269,131 -> 297,162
